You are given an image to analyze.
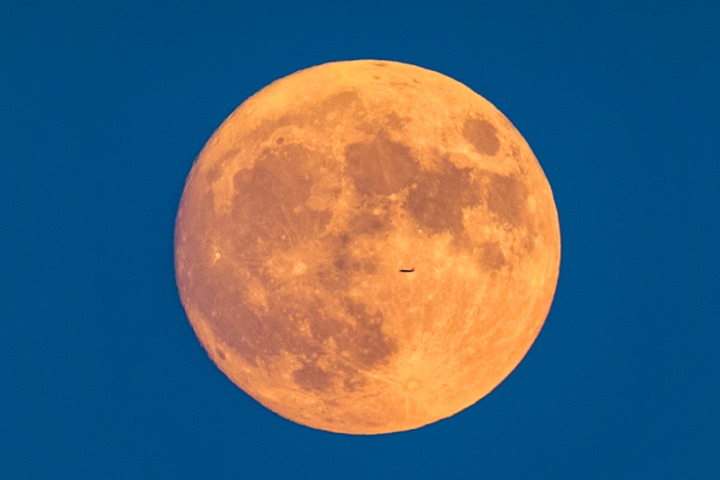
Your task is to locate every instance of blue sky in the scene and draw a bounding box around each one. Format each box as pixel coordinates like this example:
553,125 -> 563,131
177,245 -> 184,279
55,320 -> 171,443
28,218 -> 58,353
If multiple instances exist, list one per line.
3,1 -> 719,478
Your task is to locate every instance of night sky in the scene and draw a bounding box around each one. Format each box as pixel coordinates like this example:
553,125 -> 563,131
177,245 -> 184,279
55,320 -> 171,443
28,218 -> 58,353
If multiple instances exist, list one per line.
3,1 -> 719,478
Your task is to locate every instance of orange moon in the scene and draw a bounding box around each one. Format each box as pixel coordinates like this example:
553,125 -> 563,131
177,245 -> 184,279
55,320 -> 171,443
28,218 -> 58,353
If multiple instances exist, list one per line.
174,60 -> 560,434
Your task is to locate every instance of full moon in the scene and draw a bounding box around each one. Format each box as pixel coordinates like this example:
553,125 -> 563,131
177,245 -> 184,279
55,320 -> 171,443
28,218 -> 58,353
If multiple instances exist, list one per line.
175,60 -> 560,434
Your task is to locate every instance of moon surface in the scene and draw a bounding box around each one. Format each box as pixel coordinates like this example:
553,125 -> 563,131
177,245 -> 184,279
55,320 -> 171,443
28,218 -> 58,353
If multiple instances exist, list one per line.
174,60 -> 560,434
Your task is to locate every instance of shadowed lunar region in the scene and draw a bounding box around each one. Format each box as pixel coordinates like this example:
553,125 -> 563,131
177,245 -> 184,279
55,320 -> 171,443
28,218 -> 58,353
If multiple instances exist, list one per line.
174,60 -> 560,434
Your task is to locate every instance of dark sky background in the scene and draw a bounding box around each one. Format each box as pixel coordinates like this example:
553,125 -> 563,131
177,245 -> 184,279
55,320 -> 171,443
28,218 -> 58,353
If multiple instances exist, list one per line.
3,1 -> 719,478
